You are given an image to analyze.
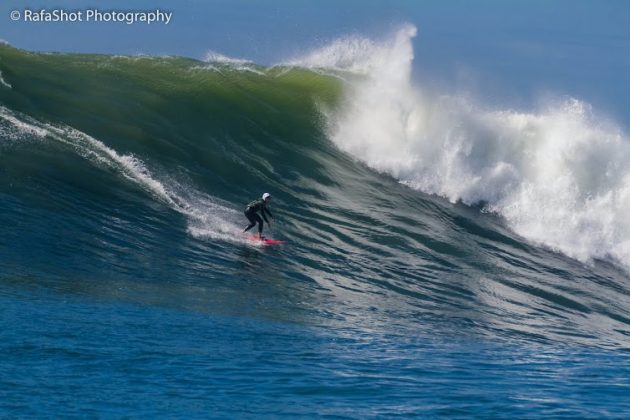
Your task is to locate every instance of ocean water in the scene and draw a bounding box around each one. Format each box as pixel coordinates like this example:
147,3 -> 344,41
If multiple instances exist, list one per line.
1,26 -> 630,417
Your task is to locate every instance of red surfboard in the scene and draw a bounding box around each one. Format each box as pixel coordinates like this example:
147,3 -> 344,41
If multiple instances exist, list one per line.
247,236 -> 287,245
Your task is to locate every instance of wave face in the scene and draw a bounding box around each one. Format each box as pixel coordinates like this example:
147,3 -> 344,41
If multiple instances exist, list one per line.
1,32 -> 630,416
1,34 -> 630,344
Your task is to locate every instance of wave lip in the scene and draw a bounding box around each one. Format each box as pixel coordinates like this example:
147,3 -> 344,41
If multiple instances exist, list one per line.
287,23 -> 416,79
204,50 -> 252,65
202,50 -> 266,75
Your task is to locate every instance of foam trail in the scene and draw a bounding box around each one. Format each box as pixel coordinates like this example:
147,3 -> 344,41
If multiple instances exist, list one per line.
0,106 -> 247,244
297,24 -> 630,265
0,71 -> 11,89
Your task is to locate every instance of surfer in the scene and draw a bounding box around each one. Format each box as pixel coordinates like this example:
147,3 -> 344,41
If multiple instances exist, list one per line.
243,193 -> 274,239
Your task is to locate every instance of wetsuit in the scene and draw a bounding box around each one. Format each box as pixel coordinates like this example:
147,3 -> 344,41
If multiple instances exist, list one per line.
243,199 -> 273,235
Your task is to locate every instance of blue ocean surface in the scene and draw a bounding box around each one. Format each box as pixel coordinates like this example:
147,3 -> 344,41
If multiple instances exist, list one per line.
2,287 -> 630,417
1,15 -> 630,417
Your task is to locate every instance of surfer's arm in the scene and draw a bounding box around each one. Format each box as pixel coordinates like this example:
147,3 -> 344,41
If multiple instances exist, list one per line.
264,207 -> 273,220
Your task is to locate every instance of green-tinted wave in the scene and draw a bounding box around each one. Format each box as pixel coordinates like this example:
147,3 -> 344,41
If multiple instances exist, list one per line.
2,44 -> 630,350
0,44 -> 344,194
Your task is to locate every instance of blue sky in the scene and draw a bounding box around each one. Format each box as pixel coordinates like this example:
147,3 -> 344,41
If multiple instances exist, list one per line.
2,0 -> 629,124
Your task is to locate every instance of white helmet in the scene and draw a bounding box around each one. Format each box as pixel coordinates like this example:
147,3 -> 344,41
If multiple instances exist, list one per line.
262,193 -> 271,200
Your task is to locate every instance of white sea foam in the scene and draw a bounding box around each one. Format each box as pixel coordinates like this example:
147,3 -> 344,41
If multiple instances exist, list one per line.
0,71 -> 11,89
204,50 -> 252,65
0,106 -> 248,244
0,108 -> 48,140
203,50 -> 266,75
295,24 -> 630,265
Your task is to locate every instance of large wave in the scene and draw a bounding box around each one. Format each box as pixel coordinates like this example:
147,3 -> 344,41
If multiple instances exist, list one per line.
293,24 -> 630,266
3,28 -> 630,266
2,37 -> 630,348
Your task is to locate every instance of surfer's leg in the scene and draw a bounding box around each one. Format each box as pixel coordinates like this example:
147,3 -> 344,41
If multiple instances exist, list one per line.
243,211 -> 257,232
255,214 -> 264,238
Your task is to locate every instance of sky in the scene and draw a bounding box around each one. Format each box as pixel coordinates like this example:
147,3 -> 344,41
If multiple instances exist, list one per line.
1,0 -> 629,124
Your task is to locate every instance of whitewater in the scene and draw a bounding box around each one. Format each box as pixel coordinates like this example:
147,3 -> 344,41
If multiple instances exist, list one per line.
291,24 -> 630,266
